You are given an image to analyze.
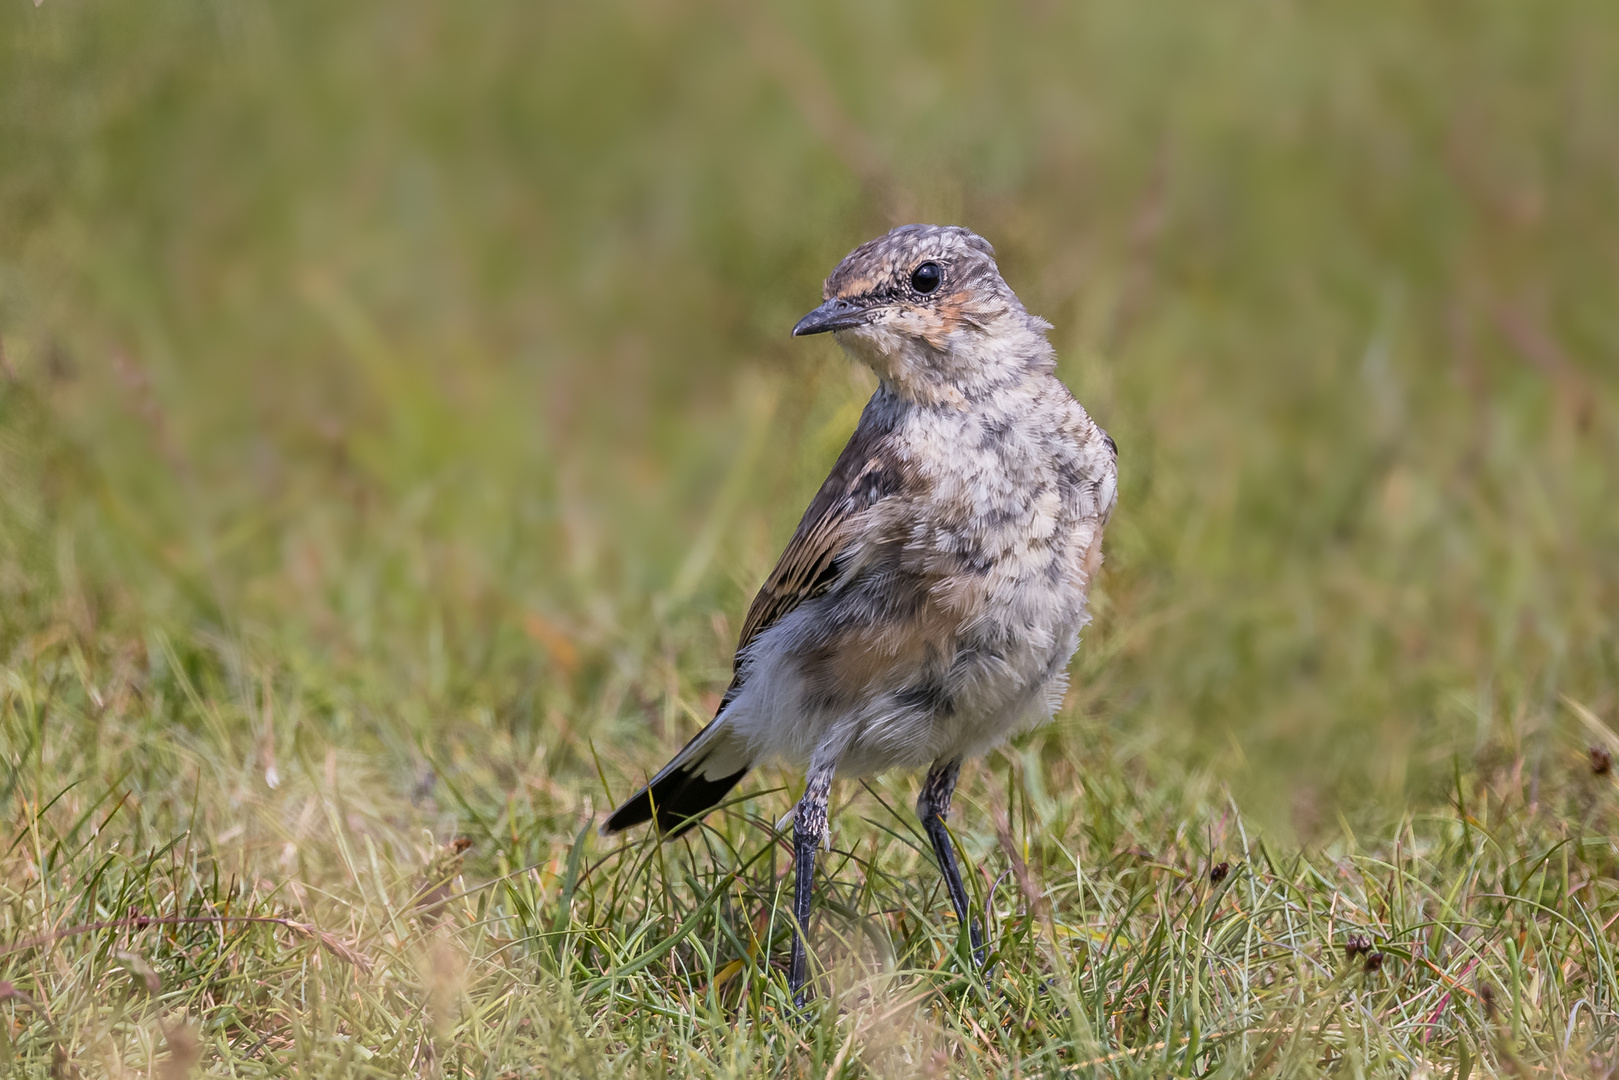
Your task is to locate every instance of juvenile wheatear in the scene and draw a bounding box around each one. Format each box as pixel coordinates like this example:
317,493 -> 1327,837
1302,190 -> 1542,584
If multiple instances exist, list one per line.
604,224 -> 1118,999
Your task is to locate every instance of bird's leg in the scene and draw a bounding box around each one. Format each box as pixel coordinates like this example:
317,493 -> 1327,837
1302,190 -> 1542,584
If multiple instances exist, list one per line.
787,762 -> 835,1003
917,756 -> 984,966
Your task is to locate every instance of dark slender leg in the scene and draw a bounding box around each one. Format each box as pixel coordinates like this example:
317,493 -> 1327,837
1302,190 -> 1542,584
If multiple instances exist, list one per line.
917,757 -> 984,966
787,764 -> 834,1003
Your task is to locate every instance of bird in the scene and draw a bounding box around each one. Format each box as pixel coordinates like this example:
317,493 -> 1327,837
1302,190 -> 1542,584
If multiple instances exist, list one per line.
602,223 -> 1118,1000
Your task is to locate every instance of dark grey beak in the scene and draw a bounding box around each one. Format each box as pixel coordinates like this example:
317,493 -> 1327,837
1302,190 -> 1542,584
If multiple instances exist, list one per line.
792,297 -> 867,337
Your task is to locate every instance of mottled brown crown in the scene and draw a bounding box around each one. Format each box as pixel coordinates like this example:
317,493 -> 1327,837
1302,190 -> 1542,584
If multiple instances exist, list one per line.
822,224 -> 1016,310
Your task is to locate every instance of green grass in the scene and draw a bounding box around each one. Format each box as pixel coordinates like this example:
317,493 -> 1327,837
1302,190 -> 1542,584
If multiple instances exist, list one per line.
3,0 -> 1618,1075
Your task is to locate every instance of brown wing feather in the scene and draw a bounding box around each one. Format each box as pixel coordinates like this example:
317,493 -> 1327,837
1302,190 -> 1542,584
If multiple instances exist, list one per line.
734,409 -> 903,666
602,416 -> 902,837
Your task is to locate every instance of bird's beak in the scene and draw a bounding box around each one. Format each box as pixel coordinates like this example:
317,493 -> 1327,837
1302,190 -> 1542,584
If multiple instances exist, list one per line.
792,297 -> 867,337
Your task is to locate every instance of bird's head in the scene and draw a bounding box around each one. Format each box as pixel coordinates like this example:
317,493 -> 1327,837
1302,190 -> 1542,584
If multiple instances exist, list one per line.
792,224 -> 1053,403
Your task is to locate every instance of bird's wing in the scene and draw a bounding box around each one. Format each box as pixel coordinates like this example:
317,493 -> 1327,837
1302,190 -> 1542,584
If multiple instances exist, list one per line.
733,411 -> 904,662
599,407 -> 907,838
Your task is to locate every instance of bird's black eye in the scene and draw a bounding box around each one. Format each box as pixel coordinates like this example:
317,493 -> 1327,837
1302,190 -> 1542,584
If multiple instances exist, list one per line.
910,261 -> 943,295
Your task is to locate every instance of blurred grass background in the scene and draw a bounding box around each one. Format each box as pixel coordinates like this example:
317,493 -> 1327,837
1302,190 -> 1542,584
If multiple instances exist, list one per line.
6,0 -> 1614,820
3,0 -> 1618,1074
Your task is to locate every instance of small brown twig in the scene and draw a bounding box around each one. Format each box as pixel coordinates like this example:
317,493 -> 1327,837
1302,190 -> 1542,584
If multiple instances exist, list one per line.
992,806 -> 1042,915
0,979 -> 59,1033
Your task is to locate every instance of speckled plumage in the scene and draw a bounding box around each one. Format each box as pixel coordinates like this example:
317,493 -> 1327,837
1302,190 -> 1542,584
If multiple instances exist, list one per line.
604,224 -> 1118,997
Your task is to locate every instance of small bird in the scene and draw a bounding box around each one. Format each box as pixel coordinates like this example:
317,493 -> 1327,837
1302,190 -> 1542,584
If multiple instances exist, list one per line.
603,224 -> 1118,999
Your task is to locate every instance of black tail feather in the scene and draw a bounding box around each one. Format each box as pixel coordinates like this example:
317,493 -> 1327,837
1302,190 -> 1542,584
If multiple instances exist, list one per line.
602,761 -> 751,839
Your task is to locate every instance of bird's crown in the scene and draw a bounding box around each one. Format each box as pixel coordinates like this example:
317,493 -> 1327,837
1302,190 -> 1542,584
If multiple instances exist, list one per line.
823,224 -> 1001,305
792,225 -> 1052,400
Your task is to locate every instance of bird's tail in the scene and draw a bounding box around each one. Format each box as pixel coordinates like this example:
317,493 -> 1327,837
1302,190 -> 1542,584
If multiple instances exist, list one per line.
601,716 -> 751,839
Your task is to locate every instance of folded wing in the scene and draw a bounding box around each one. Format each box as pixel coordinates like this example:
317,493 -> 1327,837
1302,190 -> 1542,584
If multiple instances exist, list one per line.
601,401 -> 905,838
